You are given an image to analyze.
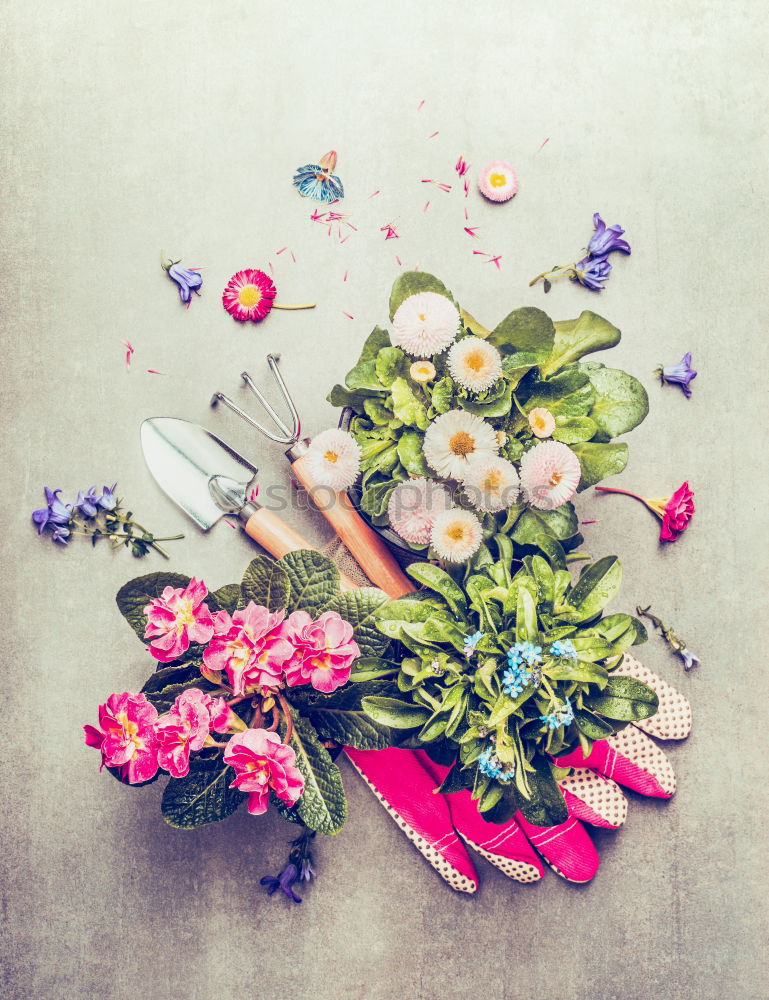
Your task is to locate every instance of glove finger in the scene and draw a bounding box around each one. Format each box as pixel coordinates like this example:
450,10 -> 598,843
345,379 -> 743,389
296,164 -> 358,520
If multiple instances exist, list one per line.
614,653 -> 692,741
411,750 -> 542,883
517,810 -> 600,883
344,747 -> 478,894
559,769 -> 628,829
555,729 -> 675,798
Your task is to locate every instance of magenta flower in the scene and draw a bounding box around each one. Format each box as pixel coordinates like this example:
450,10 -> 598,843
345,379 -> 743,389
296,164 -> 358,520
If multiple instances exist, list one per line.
284,610 -> 360,693
155,688 -> 215,778
83,692 -> 159,784
202,602 -> 295,695
143,577 -> 215,663
223,728 -> 304,815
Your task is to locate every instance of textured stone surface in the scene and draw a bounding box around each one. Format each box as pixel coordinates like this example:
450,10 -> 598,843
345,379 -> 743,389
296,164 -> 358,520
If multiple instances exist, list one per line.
1,3 -> 767,998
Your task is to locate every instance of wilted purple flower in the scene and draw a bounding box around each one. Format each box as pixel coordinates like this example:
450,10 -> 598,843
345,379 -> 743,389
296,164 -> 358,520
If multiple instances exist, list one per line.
587,213 -> 631,258
299,857 -> 316,882
31,488 -> 72,534
76,486 -> 100,517
572,256 -> 612,292
167,263 -> 202,303
656,353 -> 697,398
51,524 -> 71,545
679,648 -> 700,671
260,862 -> 303,903
98,483 -> 118,510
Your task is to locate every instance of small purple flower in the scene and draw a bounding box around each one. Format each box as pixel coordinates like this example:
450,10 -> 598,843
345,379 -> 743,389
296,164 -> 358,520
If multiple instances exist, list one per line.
76,486 -> 100,517
51,524 -> 71,545
31,488 -> 72,534
572,256 -> 612,292
299,857 -> 316,882
167,263 -> 203,304
98,483 -> 118,510
587,213 -> 631,258
260,862 -> 303,903
679,648 -> 700,671
657,353 -> 697,398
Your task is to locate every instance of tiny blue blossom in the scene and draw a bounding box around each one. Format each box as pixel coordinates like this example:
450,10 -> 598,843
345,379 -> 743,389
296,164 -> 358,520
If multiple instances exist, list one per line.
477,748 -> 515,783
502,661 -> 542,698
293,152 -> 344,202
507,641 -> 542,669
540,698 -> 575,730
550,639 -> 577,661
463,630 -> 485,657
657,352 -> 697,398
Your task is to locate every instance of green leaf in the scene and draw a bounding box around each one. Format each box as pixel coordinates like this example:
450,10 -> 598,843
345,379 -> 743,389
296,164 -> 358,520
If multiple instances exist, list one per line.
458,379 -> 515,418
586,365 -> 649,441
359,478 -> 398,519
397,430 -> 429,475
588,676 -> 659,721
516,587 -> 538,643
140,662 -> 199,694
552,415 -> 598,444
406,563 -> 467,616
208,583 -> 244,614
289,713 -> 348,834
363,398 -> 395,425
487,306 -> 556,358
566,556 -> 622,622
375,347 -> 410,387
573,707 -> 616,741
546,661 -> 609,686
359,326 -> 392,363
278,550 -> 340,616
327,587 -> 391,657
327,384 -> 378,413
389,271 -> 454,319
161,762 -> 242,829
241,555 -> 291,611
115,572 -> 191,642
431,376 -> 454,414
345,359 -> 385,391
296,681 -> 396,751
517,755 -> 568,826
540,311 -> 621,378
390,377 -> 430,430
362,696 -> 431,729
570,441 -> 629,490
522,370 -> 596,419
511,504 -> 579,546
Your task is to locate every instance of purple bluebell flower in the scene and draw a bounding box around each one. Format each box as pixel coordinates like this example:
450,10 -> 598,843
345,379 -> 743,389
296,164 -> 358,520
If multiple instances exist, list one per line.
76,486 -> 100,517
587,213 -> 631,258
51,524 -> 71,545
679,648 -> 700,671
31,488 -> 72,534
167,263 -> 203,304
98,483 -> 118,510
299,857 -> 316,882
656,353 -> 697,398
260,862 -> 303,903
573,256 -> 612,291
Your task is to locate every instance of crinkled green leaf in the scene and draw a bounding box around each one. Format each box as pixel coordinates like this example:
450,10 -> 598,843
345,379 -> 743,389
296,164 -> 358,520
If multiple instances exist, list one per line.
359,326 -> 392,363
161,762 -> 242,829
458,379 -> 515,418
116,572 -> 191,643
241,555 -> 291,611
390,378 -> 430,430
327,587 -> 391,657
345,358 -> 385,391
570,441 -> 629,490
293,680 -> 398,751
375,347 -> 410,387
278,550 -> 340,616
431,376 -> 454,414
397,429 -> 429,475
208,583 -> 244,614
288,713 -> 348,834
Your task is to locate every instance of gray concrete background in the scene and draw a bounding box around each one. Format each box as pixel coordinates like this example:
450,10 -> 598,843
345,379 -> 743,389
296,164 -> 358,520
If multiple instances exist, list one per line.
1,2 -> 768,998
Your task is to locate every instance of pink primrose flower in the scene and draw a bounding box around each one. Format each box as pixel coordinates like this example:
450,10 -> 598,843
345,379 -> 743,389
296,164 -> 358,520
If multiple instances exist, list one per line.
143,577 -> 214,663
223,728 -> 304,815
202,602 -> 295,695
155,688 -> 215,778
83,692 -> 159,784
284,609 -> 360,693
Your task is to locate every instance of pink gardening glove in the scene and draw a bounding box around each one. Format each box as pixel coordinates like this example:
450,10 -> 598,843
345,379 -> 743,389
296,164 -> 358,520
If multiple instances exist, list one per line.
347,655 -> 691,892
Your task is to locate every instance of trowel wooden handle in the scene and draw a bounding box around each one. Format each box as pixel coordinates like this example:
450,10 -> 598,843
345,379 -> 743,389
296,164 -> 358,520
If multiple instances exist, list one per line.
244,507 -> 357,592
291,454 -> 414,599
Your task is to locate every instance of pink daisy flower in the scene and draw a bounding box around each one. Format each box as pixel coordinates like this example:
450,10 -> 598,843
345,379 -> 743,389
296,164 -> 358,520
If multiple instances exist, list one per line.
478,161 -> 518,203
222,269 -> 277,323
387,477 -> 453,545
520,441 -> 581,510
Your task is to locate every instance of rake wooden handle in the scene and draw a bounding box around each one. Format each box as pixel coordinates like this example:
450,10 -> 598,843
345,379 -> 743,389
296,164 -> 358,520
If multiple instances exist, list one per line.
291,454 -> 413,599
244,507 -> 357,591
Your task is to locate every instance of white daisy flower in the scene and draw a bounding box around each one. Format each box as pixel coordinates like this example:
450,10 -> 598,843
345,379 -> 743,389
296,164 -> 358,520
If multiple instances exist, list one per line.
387,478 -> 453,545
430,508 -> 483,563
528,407 -> 556,439
519,440 -> 581,510
305,429 -> 361,491
391,292 -> 460,357
422,410 -> 499,480
447,336 -> 503,393
410,360 -> 436,383
462,456 -> 520,513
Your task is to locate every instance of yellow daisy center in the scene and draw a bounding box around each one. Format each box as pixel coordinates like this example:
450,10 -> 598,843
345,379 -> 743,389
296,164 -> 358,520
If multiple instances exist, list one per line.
489,172 -> 508,188
464,349 -> 488,373
447,523 -> 468,542
549,470 -> 563,486
482,469 -> 503,492
324,450 -> 339,464
238,284 -> 262,308
532,415 -> 546,432
449,431 -> 475,457
418,312 -> 427,322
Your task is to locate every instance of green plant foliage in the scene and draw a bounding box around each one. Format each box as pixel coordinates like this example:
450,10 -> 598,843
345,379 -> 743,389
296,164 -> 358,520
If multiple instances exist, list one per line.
363,547 -> 655,825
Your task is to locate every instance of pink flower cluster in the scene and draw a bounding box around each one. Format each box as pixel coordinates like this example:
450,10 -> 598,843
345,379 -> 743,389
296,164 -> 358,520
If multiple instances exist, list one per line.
83,687 -> 237,783
143,580 -> 361,697
84,688 -> 305,812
